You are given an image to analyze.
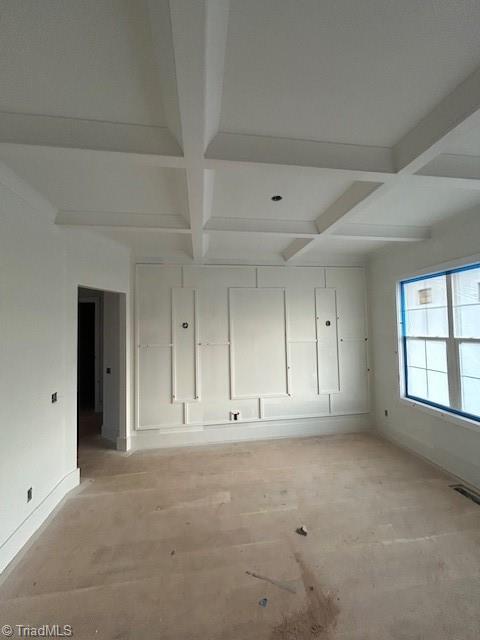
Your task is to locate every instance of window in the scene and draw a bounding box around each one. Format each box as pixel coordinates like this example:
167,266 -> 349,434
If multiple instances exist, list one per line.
400,262 -> 480,423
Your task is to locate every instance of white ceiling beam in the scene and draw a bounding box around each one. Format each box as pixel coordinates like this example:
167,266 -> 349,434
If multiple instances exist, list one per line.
205,0 -> 230,148
332,222 -> 430,242
0,112 -> 184,164
205,135 -> 480,189
56,216 -> 426,242
406,173 -> 480,192
394,65 -> 480,174
55,210 -> 190,233
282,238 -> 315,262
315,181 -> 384,234
169,0 -> 229,261
146,0 -> 183,149
169,0 -> 214,157
206,132 -> 394,177
170,0 -> 208,260
205,217 -> 318,237
0,160 -> 57,220
201,168 -> 216,256
185,169 -> 209,259
416,153 -> 480,182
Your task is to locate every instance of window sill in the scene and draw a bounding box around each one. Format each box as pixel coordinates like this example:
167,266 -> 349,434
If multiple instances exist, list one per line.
399,396 -> 480,434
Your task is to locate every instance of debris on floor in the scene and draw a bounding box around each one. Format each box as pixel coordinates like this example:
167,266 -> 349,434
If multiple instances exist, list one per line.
296,525 -> 308,536
258,597 -> 268,608
246,570 -> 296,594
271,553 -> 340,639
170,550 -> 175,556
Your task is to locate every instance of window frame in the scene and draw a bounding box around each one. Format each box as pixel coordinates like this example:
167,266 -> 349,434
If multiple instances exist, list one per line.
399,261 -> 480,425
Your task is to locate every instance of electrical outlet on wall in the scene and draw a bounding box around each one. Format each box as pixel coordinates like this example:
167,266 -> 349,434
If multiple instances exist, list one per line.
27,487 -> 32,502
384,409 -> 389,417
51,392 -> 57,403
230,411 -> 240,421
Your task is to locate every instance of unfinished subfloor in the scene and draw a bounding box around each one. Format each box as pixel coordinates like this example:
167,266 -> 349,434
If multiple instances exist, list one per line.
1,433 -> 479,639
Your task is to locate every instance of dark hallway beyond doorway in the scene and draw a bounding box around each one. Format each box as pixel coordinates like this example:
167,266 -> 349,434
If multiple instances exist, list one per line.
76,287 -> 125,453
78,302 -> 95,411
77,301 -> 102,440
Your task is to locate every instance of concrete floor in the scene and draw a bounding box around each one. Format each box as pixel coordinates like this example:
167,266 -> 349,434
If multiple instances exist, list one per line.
1,433 -> 479,639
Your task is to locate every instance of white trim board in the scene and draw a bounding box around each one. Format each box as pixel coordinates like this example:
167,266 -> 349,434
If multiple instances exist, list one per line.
0,468 -> 80,574
129,414 -> 371,450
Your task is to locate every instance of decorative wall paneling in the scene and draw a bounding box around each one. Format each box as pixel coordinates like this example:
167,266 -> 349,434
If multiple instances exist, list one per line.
171,287 -> 198,402
229,287 -> 289,399
135,265 -> 369,431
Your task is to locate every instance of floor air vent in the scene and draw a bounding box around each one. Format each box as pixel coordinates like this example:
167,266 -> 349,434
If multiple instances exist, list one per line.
450,484 -> 480,506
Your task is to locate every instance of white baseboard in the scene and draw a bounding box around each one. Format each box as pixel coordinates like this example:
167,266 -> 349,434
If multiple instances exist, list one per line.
130,414 -> 372,451
0,468 -> 80,574
375,425 -> 480,492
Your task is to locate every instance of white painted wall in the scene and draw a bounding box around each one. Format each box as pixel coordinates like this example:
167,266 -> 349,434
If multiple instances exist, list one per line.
62,228 -> 132,465
368,206 -> 480,489
0,178 -> 132,573
134,264 -> 370,448
102,291 -> 123,444
0,185 -> 70,573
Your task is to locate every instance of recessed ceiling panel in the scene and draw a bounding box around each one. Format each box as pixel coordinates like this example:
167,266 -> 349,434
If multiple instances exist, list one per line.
92,228 -> 192,260
440,112 -> 480,156
296,236 -> 385,264
212,165 -> 352,221
348,183 -> 480,227
222,0 -> 480,146
206,231 -> 290,261
0,145 -> 186,216
0,0 -> 165,126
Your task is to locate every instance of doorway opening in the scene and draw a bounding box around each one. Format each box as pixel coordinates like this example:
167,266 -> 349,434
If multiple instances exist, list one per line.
77,287 -> 126,457
78,289 -> 103,440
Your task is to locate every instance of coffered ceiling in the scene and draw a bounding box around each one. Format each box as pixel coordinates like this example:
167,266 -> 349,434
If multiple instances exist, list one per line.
1,0 -> 480,265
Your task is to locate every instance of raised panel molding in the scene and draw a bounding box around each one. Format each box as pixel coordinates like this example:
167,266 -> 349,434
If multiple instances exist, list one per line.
229,287 -> 288,398
134,264 -> 369,432
172,288 -> 199,402
315,288 -> 340,393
